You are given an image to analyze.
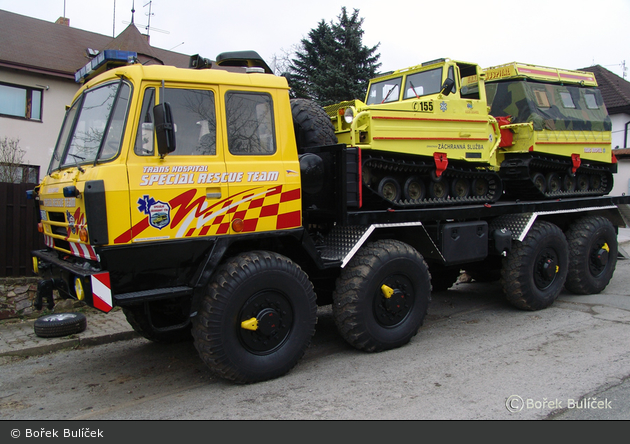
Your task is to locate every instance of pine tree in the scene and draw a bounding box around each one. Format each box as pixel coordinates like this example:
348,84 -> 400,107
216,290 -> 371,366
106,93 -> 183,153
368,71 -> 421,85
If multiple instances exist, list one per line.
286,7 -> 381,106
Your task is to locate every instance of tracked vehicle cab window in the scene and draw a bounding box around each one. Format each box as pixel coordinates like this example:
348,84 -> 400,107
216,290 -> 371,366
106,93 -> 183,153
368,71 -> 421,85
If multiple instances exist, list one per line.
559,91 -> 576,109
584,92 -> 599,110
403,68 -> 442,99
366,77 -> 402,104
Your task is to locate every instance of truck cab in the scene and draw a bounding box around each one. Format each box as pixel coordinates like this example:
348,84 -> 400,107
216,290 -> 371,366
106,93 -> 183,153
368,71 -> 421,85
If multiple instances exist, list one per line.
32,52 -> 303,313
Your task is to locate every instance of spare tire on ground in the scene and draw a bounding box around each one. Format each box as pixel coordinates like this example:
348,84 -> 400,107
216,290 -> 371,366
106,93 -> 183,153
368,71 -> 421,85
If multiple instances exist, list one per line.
34,313 -> 87,338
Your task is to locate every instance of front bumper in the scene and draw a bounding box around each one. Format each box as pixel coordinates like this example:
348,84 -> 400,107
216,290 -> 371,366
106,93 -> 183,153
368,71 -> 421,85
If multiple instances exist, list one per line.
32,249 -> 113,313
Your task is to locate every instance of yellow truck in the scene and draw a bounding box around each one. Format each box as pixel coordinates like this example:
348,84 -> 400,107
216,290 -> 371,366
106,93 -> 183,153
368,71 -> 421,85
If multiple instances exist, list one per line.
325,59 -> 615,205
29,50 -> 629,383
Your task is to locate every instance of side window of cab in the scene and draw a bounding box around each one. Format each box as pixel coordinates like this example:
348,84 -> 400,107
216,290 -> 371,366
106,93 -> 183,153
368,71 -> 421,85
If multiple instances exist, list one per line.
134,87 -> 217,156
225,91 -> 276,155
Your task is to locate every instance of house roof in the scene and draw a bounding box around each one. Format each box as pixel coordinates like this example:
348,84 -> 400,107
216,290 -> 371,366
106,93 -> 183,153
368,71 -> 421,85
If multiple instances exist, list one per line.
614,148 -> 630,158
581,65 -> 630,115
0,9 -> 190,80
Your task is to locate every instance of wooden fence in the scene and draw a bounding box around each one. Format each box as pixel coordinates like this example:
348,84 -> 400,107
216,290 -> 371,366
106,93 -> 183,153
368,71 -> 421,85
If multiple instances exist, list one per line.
1,180 -> 44,277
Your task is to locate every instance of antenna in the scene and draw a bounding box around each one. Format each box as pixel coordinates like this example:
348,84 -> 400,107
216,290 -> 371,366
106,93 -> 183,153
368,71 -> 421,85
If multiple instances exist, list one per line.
122,1 -> 170,36
144,1 -> 153,35
605,61 -> 628,80
122,20 -> 170,35
141,1 -> 170,36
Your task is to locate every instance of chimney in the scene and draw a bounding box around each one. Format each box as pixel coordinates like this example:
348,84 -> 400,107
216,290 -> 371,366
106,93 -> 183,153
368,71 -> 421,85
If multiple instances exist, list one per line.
55,17 -> 70,26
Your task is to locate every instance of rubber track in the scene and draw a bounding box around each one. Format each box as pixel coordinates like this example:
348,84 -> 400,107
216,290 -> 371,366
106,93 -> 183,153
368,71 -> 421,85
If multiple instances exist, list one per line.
502,154 -> 614,200
363,155 -> 502,208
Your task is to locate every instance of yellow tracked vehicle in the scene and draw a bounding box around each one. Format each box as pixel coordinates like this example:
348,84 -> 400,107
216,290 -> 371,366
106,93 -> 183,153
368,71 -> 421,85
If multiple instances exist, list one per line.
325,59 -> 616,206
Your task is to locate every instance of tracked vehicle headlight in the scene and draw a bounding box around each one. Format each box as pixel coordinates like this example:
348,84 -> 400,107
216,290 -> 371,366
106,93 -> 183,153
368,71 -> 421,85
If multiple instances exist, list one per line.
344,107 -> 355,124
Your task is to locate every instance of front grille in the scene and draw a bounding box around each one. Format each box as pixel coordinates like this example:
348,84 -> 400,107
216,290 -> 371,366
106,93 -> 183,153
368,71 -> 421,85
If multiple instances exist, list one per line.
49,211 -> 65,222
54,239 -> 71,252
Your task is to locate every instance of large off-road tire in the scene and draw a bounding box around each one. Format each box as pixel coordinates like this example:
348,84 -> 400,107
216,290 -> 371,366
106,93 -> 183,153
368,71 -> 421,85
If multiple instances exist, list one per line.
192,251 -> 317,383
332,240 -> 431,352
290,98 -> 337,151
501,221 -> 568,311
34,312 -> 87,338
564,216 -> 618,295
122,303 -> 192,343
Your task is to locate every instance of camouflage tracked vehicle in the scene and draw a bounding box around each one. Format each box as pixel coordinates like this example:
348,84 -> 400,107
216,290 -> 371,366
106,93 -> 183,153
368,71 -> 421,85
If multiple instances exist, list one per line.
483,63 -> 615,199
325,59 -> 616,207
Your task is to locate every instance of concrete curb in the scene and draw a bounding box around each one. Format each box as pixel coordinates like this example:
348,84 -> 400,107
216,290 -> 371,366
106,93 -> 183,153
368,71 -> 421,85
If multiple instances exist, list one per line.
0,331 -> 140,357
0,309 -> 139,358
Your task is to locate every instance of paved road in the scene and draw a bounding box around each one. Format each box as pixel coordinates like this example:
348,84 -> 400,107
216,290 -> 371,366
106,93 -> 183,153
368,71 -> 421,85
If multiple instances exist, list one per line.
1,258 -> 629,420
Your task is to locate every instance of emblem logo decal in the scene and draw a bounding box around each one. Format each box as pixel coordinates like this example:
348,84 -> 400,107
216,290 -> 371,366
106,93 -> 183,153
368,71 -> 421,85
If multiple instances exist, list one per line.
138,195 -> 171,230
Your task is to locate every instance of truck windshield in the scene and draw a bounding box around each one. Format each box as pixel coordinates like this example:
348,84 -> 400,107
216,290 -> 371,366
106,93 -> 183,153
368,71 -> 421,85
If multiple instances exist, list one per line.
48,80 -> 131,173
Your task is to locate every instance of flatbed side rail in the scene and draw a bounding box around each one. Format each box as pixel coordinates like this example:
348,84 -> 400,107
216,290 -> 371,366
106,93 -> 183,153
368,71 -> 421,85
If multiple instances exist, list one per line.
346,196 -> 630,226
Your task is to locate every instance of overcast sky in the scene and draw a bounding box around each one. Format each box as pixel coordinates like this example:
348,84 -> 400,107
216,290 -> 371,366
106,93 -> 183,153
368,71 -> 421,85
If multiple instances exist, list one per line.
1,0 -> 628,79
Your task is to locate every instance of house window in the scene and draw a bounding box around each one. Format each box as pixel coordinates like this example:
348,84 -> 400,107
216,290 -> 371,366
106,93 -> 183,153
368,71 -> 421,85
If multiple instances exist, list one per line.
0,83 -> 43,120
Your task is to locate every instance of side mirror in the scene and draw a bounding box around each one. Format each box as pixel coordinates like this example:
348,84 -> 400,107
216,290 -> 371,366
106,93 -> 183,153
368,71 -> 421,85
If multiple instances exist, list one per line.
153,102 -> 176,156
440,78 -> 456,96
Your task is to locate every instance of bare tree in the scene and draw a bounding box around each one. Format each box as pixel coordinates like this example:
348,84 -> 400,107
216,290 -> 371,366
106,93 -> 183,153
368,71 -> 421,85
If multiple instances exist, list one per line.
271,45 -> 301,76
0,137 -> 26,183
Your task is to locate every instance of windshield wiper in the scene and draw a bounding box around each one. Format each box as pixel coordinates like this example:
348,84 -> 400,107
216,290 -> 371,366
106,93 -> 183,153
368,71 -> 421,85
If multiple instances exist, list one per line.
409,81 -> 421,99
68,154 -> 86,173
381,85 -> 398,104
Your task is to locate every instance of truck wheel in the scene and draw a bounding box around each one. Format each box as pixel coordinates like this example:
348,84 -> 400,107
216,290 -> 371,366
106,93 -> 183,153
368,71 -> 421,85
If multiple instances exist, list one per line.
501,221 -> 568,310
564,216 -> 617,295
192,251 -> 317,383
290,98 -> 337,152
122,304 -> 192,343
332,240 -> 431,352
